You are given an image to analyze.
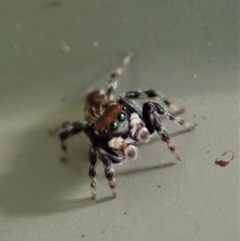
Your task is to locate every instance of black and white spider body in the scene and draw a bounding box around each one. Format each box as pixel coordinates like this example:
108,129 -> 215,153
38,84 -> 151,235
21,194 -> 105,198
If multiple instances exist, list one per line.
50,53 -> 194,199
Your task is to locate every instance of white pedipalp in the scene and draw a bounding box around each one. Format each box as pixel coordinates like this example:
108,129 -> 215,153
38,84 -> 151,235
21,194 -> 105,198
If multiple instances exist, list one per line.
130,113 -> 151,143
108,137 -> 125,149
108,137 -> 138,160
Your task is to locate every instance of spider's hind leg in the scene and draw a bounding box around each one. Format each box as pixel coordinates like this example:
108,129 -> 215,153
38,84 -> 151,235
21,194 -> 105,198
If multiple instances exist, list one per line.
49,121 -> 86,162
48,121 -> 71,136
106,52 -> 133,101
48,121 -> 73,161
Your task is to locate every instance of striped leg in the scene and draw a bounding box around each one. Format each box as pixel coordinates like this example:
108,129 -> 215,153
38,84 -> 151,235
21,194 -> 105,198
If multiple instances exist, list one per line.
154,116 -> 181,160
123,89 -> 185,115
104,165 -> 117,198
88,147 -> 97,200
159,127 -> 182,161
148,102 -> 194,130
142,102 -> 194,160
98,148 -> 117,198
106,52 -> 133,101
48,121 -> 71,136
58,121 -> 86,161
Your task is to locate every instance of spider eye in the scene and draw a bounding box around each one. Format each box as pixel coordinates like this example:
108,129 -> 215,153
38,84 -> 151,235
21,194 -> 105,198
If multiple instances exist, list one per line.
109,121 -> 118,131
117,112 -> 126,122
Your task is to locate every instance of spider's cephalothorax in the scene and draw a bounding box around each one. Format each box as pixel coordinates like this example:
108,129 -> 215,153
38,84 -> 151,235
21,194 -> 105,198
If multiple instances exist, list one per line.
50,53 -> 194,199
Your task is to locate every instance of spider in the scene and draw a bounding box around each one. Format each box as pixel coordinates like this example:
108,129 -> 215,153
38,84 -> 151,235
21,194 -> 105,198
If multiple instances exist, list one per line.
49,53 -> 194,199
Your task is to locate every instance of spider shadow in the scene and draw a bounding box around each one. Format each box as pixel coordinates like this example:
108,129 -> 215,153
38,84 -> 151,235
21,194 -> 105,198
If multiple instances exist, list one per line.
170,128 -> 194,138
117,162 -> 176,177
0,119 -> 101,217
147,127 -> 194,145
42,196 -> 114,213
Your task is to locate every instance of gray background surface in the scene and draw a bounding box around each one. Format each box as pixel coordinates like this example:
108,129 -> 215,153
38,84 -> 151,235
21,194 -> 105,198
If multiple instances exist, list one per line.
0,1 -> 239,241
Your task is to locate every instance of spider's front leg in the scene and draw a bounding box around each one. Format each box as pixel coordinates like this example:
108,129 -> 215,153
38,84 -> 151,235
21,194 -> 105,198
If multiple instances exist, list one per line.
88,146 -> 97,200
97,148 -> 125,199
142,102 -> 194,161
123,89 -> 185,115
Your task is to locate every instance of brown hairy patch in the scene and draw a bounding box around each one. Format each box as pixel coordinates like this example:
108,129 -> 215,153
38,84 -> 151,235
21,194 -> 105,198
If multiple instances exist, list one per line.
95,104 -> 125,133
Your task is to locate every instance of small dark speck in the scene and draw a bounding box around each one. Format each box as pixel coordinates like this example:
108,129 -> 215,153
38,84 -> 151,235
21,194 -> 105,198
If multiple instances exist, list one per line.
206,150 -> 210,154
123,212 -> 128,215
102,231 -> 105,234
157,185 -> 162,188
194,225 -> 200,232
81,234 -> 86,238
201,116 -> 207,120
42,0 -> 62,9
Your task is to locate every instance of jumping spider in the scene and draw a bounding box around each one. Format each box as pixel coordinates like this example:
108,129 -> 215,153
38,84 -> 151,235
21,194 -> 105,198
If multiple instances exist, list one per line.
49,53 -> 194,199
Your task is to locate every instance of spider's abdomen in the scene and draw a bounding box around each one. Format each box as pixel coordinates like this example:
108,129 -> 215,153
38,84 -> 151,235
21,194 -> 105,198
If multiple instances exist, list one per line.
84,89 -> 108,121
